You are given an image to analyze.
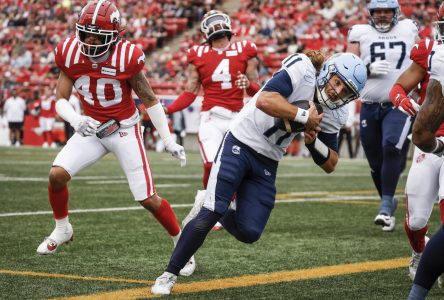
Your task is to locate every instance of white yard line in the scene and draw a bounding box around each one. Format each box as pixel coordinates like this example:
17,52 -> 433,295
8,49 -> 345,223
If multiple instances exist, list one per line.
0,194 -> 398,218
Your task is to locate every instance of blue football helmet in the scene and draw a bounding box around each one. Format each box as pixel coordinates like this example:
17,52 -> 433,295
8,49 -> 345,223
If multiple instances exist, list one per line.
368,0 -> 400,32
316,53 -> 367,110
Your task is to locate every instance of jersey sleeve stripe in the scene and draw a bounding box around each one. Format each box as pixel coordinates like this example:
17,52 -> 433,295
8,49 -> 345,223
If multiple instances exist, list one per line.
127,44 -> 135,64
65,39 -> 77,68
111,40 -> 121,67
236,41 -> 243,53
204,46 -> 209,53
197,45 -> 204,57
62,37 -> 71,55
73,46 -> 81,65
120,41 -> 129,72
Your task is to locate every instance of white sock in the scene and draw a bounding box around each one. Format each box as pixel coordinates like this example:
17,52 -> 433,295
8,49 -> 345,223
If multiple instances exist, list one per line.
55,216 -> 69,230
171,230 -> 181,248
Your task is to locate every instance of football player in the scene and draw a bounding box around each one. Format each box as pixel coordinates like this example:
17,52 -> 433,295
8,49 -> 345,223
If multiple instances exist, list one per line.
407,37 -> 444,300
36,0 -> 194,276
151,52 -> 367,295
389,2 -> 444,282
33,86 -> 57,148
164,10 -> 260,231
347,0 -> 419,232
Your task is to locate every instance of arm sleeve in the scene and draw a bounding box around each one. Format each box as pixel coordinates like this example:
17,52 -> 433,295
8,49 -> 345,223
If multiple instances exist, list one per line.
262,70 -> 293,98
347,25 -> 362,43
317,131 -> 339,152
245,41 -> 258,59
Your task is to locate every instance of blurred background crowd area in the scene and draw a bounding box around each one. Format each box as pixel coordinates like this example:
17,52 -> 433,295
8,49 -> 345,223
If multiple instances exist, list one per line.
0,0 -> 441,106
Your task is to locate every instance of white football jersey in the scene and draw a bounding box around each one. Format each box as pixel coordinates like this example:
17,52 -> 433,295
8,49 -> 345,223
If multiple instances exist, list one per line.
230,53 -> 347,161
428,43 -> 444,93
348,19 -> 418,103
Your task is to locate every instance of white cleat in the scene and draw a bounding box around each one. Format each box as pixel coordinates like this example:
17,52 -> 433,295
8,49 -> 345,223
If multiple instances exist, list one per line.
382,216 -> 396,232
409,236 -> 429,280
182,190 -> 206,228
151,272 -> 177,295
179,255 -> 196,276
374,214 -> 391,227
36,223 -> 74,255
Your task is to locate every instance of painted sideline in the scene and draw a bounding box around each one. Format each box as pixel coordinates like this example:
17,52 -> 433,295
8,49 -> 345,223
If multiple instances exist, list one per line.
52,257 -> 410,300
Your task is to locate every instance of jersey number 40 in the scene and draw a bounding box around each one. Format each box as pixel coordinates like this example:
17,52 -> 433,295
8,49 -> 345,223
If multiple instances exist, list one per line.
75,75 -> 123,107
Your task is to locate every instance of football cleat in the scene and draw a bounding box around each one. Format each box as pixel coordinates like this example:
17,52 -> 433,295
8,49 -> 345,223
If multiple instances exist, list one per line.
409,236 -> 429,280
374,214 -> 391,227
182,190 -> 206,228
151,272 -> 177,295
36,223 -> 74,255
179,255 -> 196,277
382,216 -> 396,232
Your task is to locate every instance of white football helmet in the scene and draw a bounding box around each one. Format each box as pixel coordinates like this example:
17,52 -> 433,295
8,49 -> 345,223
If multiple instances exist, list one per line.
200,10 -> 233,41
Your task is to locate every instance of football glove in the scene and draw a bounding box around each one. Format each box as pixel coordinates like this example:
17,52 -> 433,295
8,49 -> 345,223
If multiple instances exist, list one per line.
369,60 -> 391,76
394,96 -> 420,117
71,115 -> 100,137
165,139 -> 187,167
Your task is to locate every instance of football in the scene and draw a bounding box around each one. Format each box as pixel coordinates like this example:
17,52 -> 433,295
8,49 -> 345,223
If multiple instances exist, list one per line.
276,100 -> 323,133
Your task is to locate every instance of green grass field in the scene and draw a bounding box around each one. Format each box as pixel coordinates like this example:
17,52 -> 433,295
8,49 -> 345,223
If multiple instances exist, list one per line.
1,146 -> 444,299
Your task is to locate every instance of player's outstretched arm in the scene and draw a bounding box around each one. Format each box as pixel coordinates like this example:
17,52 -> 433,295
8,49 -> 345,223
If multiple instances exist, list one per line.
165,64 -> 201,115
412,79 -> 444,155
129,71 -> 186,166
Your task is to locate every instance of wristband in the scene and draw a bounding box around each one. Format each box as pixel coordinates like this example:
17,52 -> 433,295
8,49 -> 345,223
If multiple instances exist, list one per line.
246,82 -> 260,97
146,102 -> 173,144
294,107 -> 309,124
306,138 -> 330,165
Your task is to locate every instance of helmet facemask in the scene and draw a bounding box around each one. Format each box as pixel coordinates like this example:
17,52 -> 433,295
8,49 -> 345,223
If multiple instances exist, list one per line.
76,23 -> 118,58
201,12 -> 232,41
369,8 -> 398,32
316,65 -> 360,110
436,20 -> 444,43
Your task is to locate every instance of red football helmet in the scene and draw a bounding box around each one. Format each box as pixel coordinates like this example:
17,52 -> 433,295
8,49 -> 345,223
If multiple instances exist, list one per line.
76,0 -> 121,58
436,2 -> 444,43
200,10 -> 233,42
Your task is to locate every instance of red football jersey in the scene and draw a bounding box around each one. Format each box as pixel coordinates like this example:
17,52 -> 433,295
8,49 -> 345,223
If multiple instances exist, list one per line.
54,36 -> 145,123
187,40 -> 257,112
410,38 -> 444,136
37,96 -> 56,118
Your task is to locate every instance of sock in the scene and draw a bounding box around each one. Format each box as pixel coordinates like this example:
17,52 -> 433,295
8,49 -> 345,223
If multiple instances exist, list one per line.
404,220 -> 428,253
153,199 -> 180,237
379,195 -> 394,216
407,284 -> 430,300
167,208 -> 221,275
203,162 -> 212,189
172,230 -> 181,248
43,132 -> 48,143
414,225 -> 444,290
48,184 -> 69,219
55,216 -> 69,230
47,131 -> 54,145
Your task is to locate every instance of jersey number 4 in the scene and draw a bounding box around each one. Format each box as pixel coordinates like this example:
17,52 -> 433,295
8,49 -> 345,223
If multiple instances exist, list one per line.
370,41 -> 406,69
74,75 -> 123,107
212,59 -> 232,89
